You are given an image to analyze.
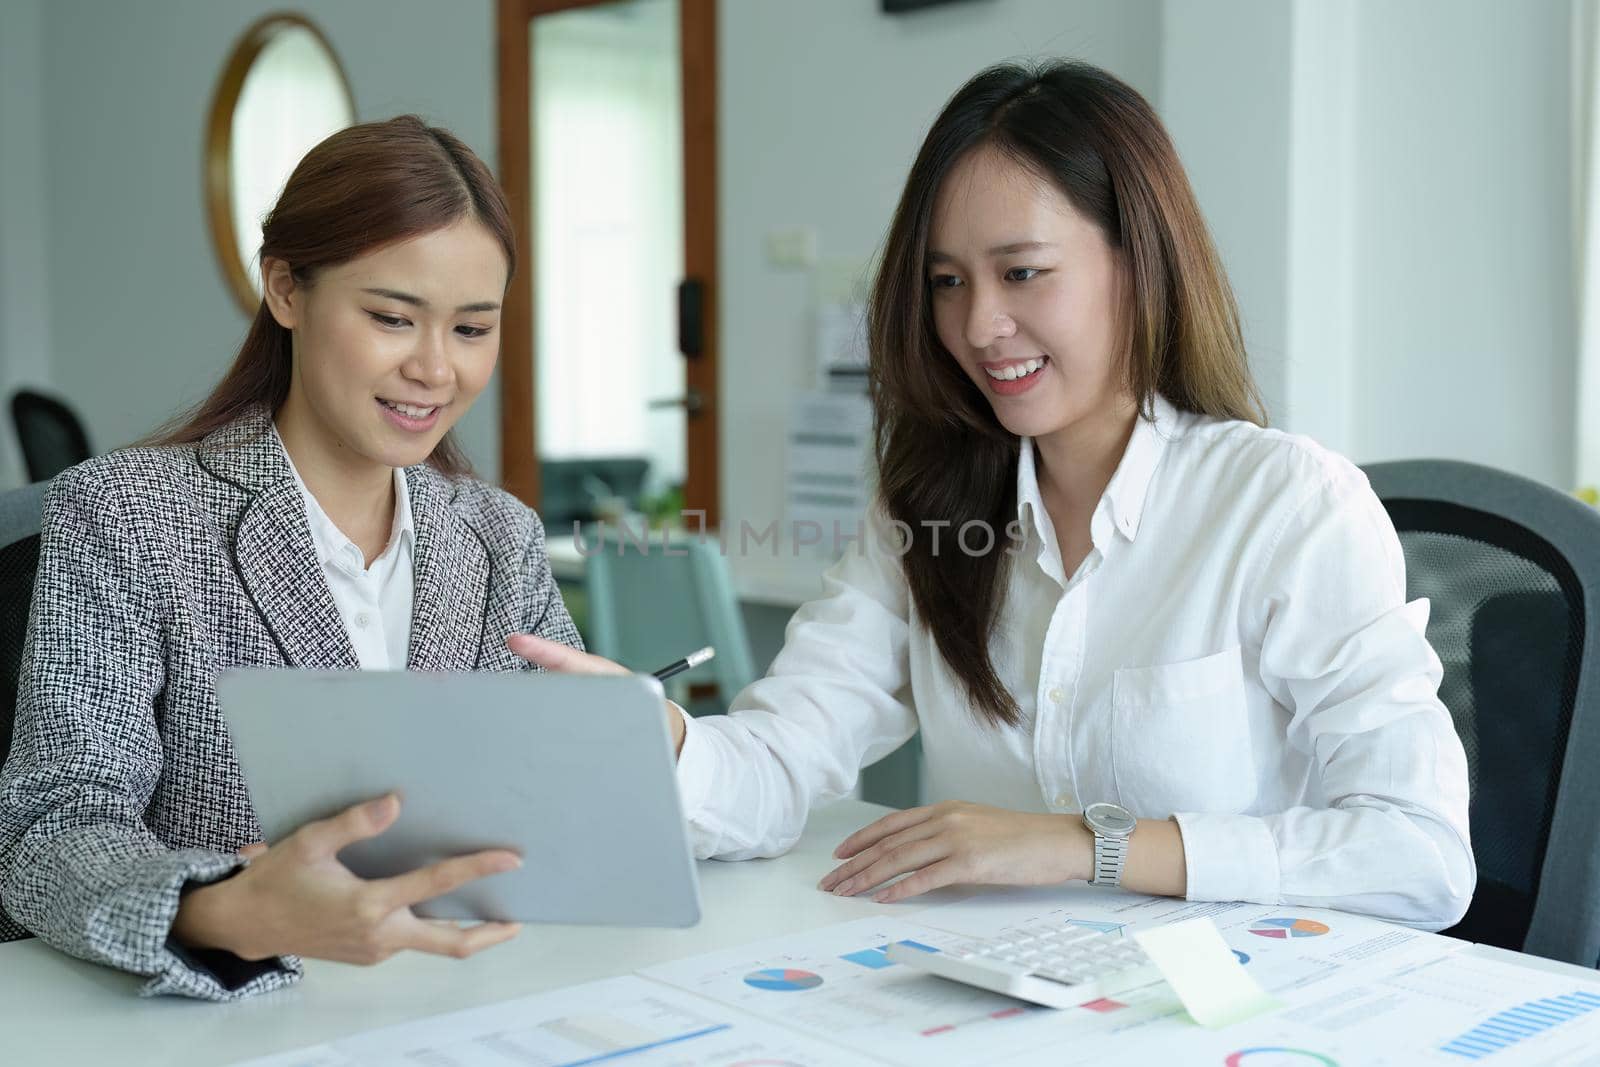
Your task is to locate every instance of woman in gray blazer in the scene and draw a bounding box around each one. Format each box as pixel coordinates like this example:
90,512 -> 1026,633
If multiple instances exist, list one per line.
0,117 -> 582,1000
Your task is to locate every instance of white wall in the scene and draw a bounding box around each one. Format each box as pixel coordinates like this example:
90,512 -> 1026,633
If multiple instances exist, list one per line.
1159,0 -> 1293,426
1161,0 -> 1575,489
0,0 -> 55,487
33,0 -> 501,481
1346,0 -> 1574,487
717,0 -> 1163,530
1283,0 -> 1357,455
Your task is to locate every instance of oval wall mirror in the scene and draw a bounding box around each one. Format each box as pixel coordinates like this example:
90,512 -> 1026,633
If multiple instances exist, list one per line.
205,14 -> 355,315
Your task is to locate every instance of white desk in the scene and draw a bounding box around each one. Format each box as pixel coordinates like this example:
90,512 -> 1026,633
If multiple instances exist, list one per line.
2,799 -> 1595,1065
0,801 -> 945,1065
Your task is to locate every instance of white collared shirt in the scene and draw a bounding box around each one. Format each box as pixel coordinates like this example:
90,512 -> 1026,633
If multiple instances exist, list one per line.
675,395 -> 1475,929
275,428 -> 415,670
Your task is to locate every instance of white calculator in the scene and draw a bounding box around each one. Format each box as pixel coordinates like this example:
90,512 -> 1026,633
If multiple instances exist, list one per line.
886,925 -> 1162,1009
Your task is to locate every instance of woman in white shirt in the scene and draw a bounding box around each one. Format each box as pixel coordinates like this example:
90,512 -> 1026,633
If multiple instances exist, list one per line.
514,61 -> 1475,929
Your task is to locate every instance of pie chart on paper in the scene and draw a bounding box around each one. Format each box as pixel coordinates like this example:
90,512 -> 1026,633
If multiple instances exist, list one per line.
743,968 -> 824,991
1224,1050 -> 1338,1066
1248,917 -> 1330,939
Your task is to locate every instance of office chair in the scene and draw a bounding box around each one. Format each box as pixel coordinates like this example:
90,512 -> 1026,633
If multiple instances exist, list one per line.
581,530 -> 924,806
1363,459 -> 1600,967
0,479 -> 48,943
9,389 -> 92,483
583,534 -> 758,706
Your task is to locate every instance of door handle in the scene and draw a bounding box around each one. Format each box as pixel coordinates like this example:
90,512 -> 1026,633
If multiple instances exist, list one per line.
648,388 -> 705,415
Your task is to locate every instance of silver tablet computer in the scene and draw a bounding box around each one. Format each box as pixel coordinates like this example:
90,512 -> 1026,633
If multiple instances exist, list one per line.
216,668 -> 701,927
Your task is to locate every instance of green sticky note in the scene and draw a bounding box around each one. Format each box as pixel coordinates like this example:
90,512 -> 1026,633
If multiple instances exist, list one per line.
1133,917 -> 1282,1028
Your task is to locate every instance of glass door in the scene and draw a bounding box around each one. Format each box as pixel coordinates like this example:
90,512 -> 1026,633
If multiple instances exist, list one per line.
530,0 -> 689,533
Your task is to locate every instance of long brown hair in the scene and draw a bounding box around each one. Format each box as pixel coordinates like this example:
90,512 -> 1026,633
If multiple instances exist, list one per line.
870,61 -> 1266,727
147,115 -> 514,476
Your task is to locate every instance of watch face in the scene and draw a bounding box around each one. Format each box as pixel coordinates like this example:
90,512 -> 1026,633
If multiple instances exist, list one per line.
1085,802 -> 1136,835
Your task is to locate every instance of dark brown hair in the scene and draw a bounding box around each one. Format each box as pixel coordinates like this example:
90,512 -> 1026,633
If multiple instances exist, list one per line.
870,61 -> 1266,727
147,115 -> 514,476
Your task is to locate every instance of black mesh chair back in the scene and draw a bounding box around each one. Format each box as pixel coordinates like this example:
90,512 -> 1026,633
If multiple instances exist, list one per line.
10,389 -> 91,483
1364,460 -> 1600,966
0,479 -> 47,943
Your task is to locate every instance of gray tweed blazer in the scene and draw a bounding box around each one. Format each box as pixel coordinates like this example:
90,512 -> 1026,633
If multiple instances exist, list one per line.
0,408 -> 582,1000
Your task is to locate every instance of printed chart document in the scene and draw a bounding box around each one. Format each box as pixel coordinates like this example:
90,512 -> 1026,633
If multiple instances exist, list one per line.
231,887 -> 1600,1067
1104,949 -> 1600,1066
913,884 -> 1466,1002
638,915 -> 1187,1066
230,974 -> 883,1067
910,886 -> 1600,1065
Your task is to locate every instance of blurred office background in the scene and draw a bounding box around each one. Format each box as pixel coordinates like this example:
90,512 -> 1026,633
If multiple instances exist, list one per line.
0,0 -> 1587,690
6,0 -> 1600,953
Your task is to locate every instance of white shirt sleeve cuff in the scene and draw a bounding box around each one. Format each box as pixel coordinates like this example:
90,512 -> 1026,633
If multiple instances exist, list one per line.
671,702 -> 714,822
1172,811 -> 1282,905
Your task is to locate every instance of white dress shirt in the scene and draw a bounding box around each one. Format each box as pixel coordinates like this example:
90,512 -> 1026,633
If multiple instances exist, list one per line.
276,429 -> 415,670
676,395 -> 1475,930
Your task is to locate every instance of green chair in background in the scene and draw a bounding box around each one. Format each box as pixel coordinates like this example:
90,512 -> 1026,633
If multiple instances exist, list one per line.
582,531 -> 923,809
583,536 -> 758,709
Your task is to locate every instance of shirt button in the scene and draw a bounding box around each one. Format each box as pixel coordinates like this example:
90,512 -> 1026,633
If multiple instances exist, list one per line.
1055,791 -> 1075,809
1048,687 -> 1065,704
355,612 -> 371,629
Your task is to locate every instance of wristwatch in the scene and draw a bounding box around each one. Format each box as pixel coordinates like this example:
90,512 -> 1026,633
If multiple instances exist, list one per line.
1082,802 -> 1137,888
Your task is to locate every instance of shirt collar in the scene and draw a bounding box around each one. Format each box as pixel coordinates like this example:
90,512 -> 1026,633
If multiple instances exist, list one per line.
1100,392 -> 1177,543
1015,435 -> 1054,554
273,424 -> 415,575
1015,392 -> 1179,554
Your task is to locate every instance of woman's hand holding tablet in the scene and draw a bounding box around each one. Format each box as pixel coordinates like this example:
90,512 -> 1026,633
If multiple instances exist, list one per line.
172,793 -> 522,964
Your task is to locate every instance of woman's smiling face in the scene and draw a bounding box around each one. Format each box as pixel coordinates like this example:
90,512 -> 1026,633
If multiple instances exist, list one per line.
265,216 -> 508,473
927,144 -> 1129,441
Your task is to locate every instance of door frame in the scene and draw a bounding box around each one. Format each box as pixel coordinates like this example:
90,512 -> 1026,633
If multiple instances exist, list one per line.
495,0 -> 721,528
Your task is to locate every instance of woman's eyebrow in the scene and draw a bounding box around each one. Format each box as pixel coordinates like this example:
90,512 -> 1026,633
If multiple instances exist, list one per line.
361,287 -> 501,313
987,240 -> 1053,255
926,240 -> 1053,265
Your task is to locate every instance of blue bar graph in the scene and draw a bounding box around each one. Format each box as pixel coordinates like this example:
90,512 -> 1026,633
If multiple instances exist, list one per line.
840,939 -> 940,969
1441,990 -> 1600,1059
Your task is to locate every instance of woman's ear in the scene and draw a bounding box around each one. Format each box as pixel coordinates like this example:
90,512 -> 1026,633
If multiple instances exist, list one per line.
261,258 -> 299,329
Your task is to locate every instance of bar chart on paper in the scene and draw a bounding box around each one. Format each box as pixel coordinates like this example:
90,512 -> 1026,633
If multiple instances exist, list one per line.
1438,989 -> 1600,1060
1123,951 -> 1600,1067
231,976 -> 884,1067
840,939 -> 940,970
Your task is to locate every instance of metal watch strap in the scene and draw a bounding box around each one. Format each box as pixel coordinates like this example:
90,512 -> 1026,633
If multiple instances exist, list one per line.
1090,832 -> 1128,887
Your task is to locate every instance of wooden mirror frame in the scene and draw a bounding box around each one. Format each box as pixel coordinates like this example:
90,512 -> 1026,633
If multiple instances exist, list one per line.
204,12 -> 355,317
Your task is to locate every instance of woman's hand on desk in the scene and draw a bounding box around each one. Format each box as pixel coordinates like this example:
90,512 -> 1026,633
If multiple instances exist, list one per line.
505,633 -> 688,756
818,801 -> 1091,904
171,793 -> 523,964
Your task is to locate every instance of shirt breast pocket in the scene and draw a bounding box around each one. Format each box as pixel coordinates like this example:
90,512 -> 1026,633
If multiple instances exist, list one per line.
1110,646 -> 1255,816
